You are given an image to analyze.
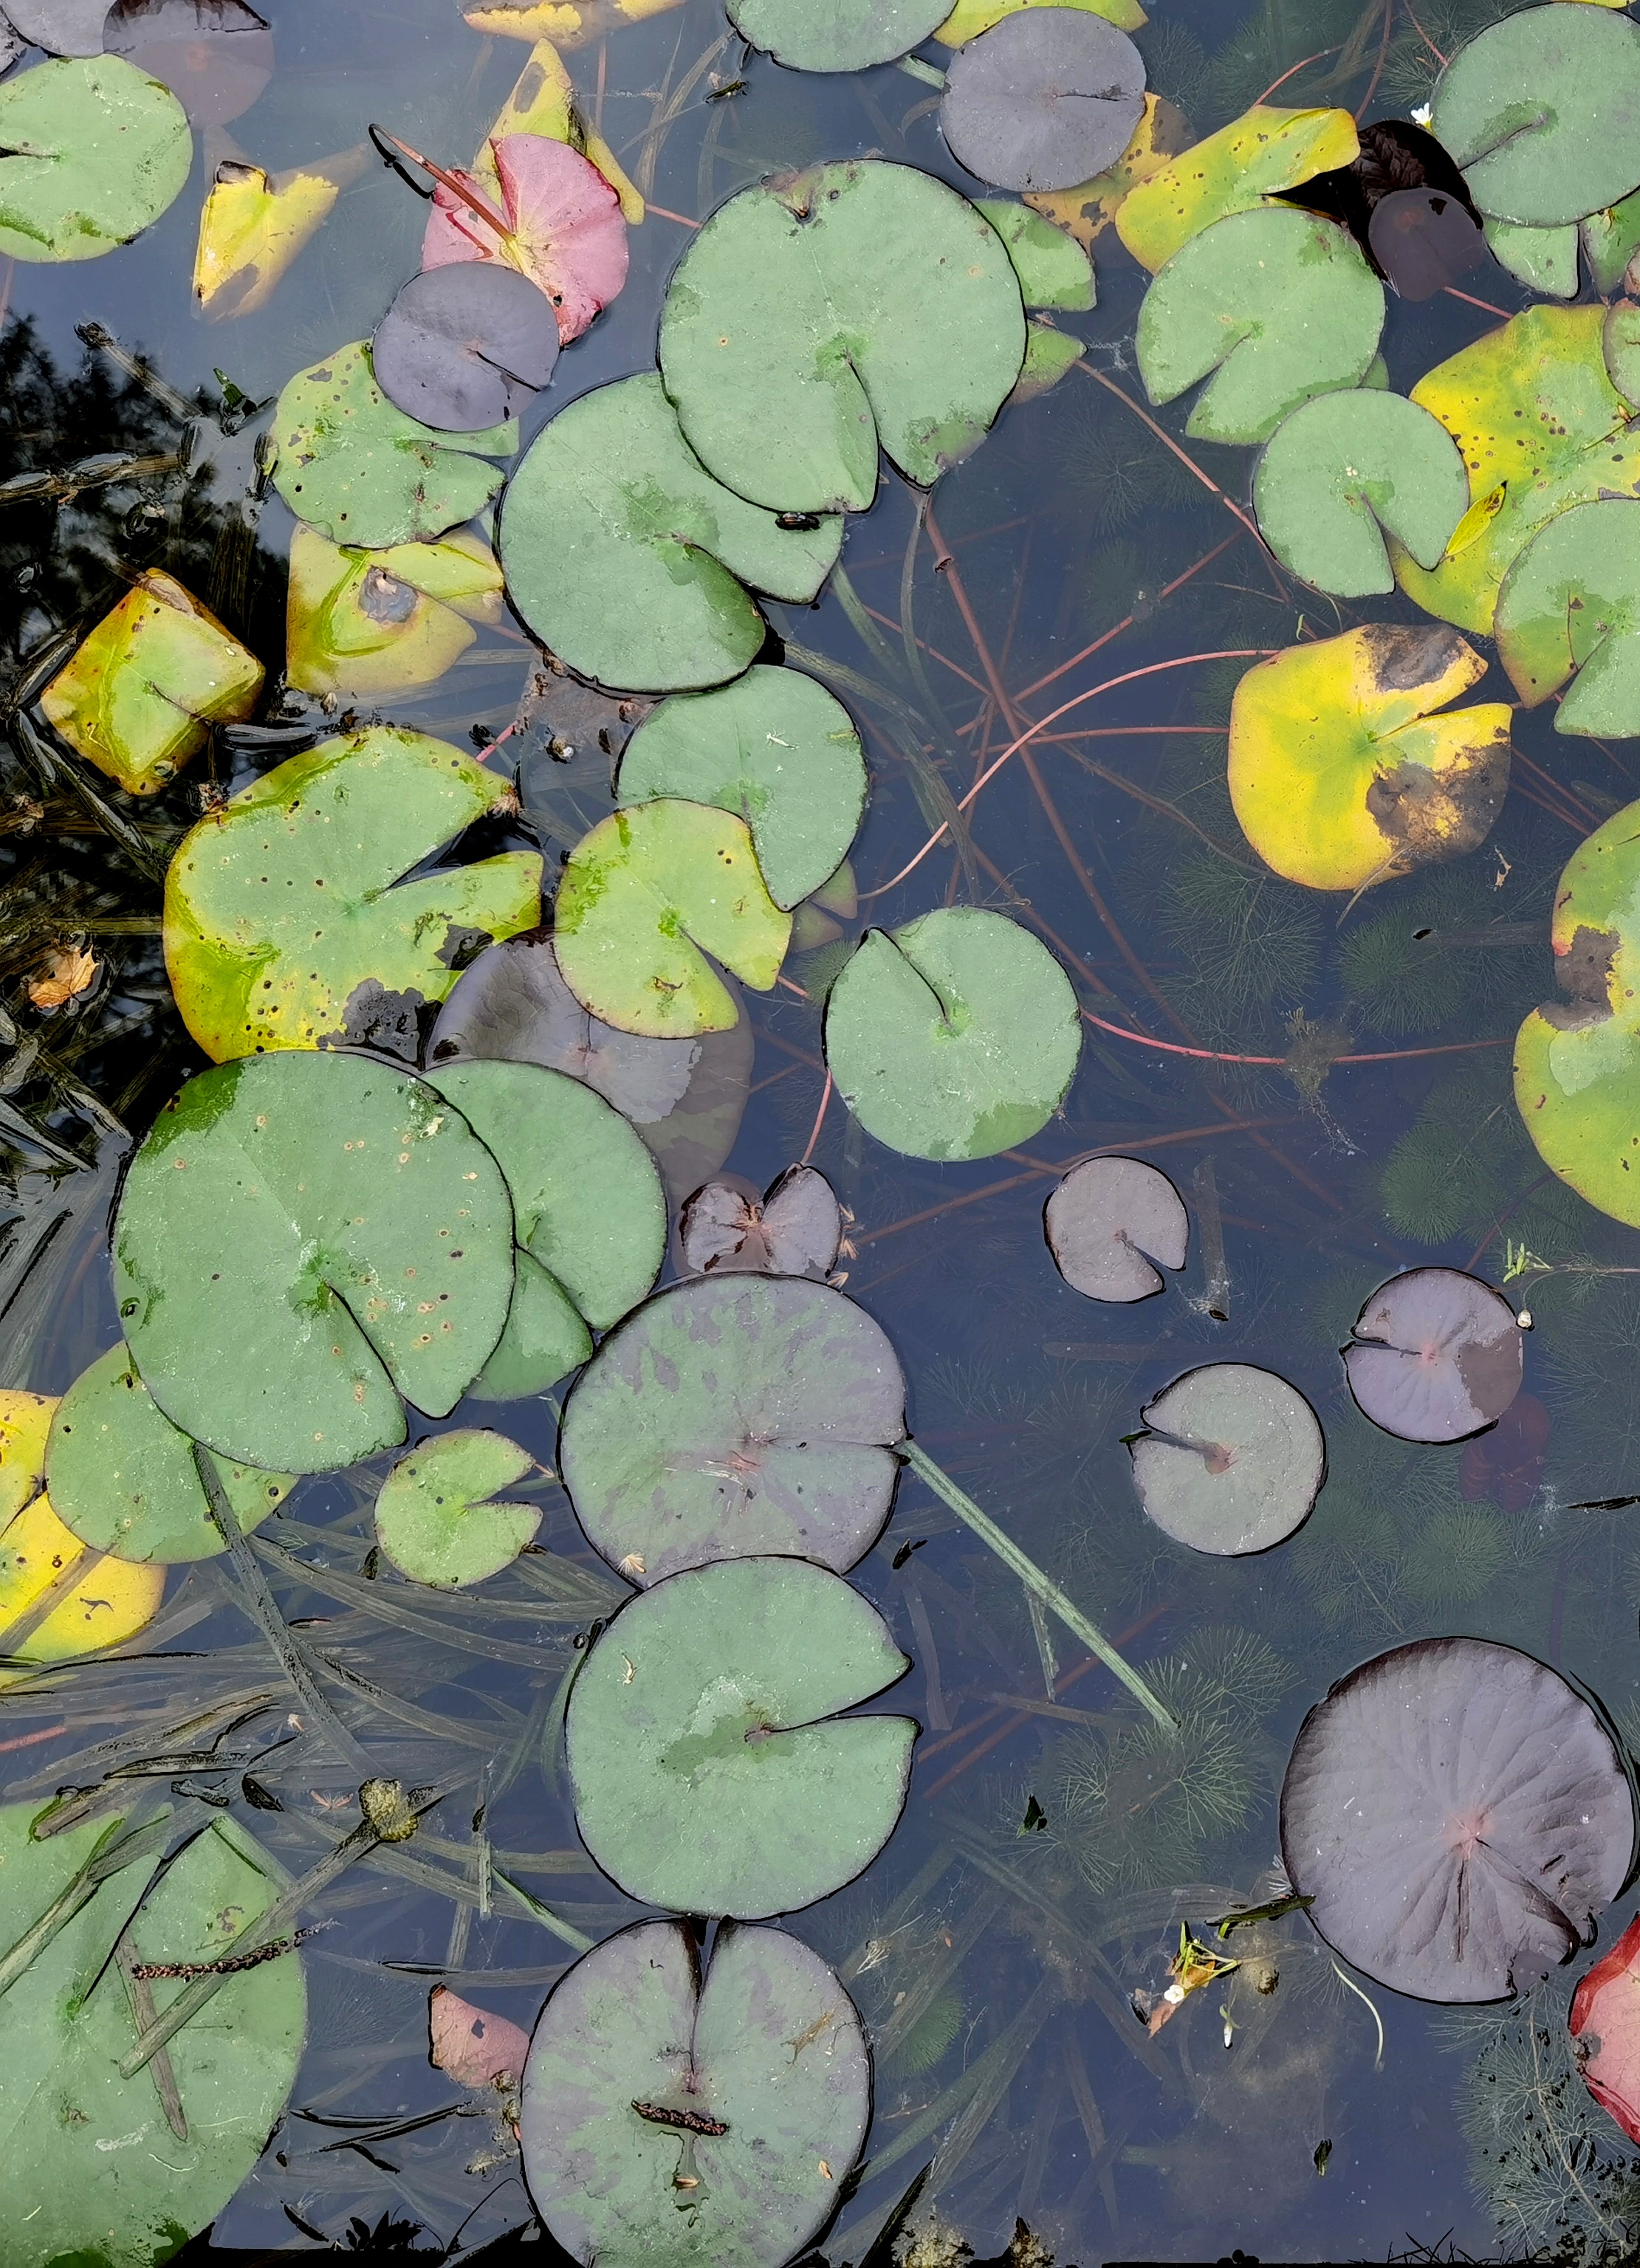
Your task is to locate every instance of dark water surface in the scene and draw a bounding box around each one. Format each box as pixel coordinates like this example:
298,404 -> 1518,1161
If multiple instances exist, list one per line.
6,0 -> 1640,2260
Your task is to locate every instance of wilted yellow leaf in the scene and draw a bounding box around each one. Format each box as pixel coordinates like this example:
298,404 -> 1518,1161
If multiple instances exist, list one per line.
1026,94 -> 1192,250
0,1487 -> 165,1677
194,158 -> 342,318
937,0 -> 1145,40
28,946 -> 97,1013
472,38 -> 642,221
1116,105 -> 1359,272
287,526 -> 504,699
0,1389 -> 55,1525
462,0 -> 685,49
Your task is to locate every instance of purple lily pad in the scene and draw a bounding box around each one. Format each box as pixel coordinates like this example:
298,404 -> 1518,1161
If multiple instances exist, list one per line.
940,8 -> 1147,194
1129,1361 -> 1324,1556
1281,1638 -> 1635,2002
373,262 -> 559,433
520,1917 -> 869,2268
1367,188 -> 1487,301
679,1164 -> 842,1281
1044,1153 -> 1187,1302
3,0 -> 109,55
103,0 -> 272,124
1344,1266 -> 1523,1444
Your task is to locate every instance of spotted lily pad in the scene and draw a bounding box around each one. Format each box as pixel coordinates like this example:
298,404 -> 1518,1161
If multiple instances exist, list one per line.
0,1387 -> 53,1523
521,1919 -> 869,2268
565,1555 -> 916,1916
0,55 -> 192,261
939,9 -> 1145,193
1116,103 -> 1359,272
553,803 -> 790,1040
45,1344 -> 292,1564
616,667 -> 867,911
1254,391 -> 1469,599
284,527 -> 504,701
373,262 -> 559,432
112,1051 -> 515,1474
1129,1362 -> 1324,1556
560,1275 -> 903,1584
1023,92 -> 1191,251
725,0 -> 949,70
1229,626 -> 1513,893
374,1428 -> 539,1587
1137,205 -> 1384,444
498,374 -> 843,693
1344,1268 -> 1523,1445
823,907 -> 1081,1160
657,159 -> 1026,513
1281,1638 -> 1633,2001
1432,3 -> 1640,228
1044,1154 -> 1187,1301
164,725 -> 541,1064
1495,498 -> 1640,736
1571,1913 -> 1640,2146
679,1165 -> 842,1279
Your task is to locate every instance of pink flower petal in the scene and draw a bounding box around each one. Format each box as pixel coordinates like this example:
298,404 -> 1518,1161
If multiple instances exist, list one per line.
422,134 -> 628,344
1572,1913 -> 1640,2145
428,1983 -> 532,2090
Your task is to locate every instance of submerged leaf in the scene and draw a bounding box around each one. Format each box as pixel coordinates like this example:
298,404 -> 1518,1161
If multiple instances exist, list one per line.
374,261 -> 559,431
285,526 -> 503,701
104,0 -> 274,126
1044,1154 -> 1187,1302
193,157 -> 344,320
1253,390 -> 1469,599
375,1429 -> 539,1588
1433,3 -> 1640,227
422,133 -> 628,346
0,54 -> 191,262
1495,498 -> 1640,736
727,0 -> 949,70
1130,1363 -> 1324,1556
1116,104 -> 1359,272
940,9 -> 1145,193
1343,1267 -> 1523,1445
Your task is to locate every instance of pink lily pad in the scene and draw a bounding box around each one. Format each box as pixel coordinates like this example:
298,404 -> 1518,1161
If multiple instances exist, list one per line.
1571,1912 -> 1640,2146
428,1982 -> 532,2092
422,132 -> 628,345
1043,1153 -> 1187,1302
1343,1266 -> 1523,1444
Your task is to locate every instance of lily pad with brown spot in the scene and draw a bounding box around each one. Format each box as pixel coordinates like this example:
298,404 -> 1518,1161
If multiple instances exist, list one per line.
1343,1268 -> 1523,1445
1129,1362 -> 1325,1556
285,527 -> 503,701
1116,103 -> 1360,272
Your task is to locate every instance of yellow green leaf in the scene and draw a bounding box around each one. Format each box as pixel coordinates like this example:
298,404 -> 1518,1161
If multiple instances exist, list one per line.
193,157 -> 347,320
1229,625 -> 1513,893
0,1389 -> 55,1525
286,526 -> 503,699
1025,94 -> 1193,250
936,0 -> 1145,42
0,1487 -> 165,1677
470,37 -> 642,222
1116,105 -> 1359,273
462,0 -> 685,41
41,571 -> 264,797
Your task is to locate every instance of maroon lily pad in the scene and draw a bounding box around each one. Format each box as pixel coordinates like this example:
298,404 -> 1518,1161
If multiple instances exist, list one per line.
1343,1267 -> 1523,1444
373,261 -> 559,431
428,1983 -> 531,2093
1366,187 -> 1487,301
1044,1153 -> 1187,1302
679,1164 -> 841,1281
103,0 -> 273,124
1281,1637 -> 1635,2003
1571,1912 -> 1640,2145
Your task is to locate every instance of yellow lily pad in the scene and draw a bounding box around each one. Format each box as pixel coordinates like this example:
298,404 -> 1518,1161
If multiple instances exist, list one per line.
1116,104 -> 1359,274
462,0 -> 685,46
0,1389 -> 55,1525
471,37 -> 642,224
286,526 -> 503,699
936,0 -> 1145,41
1024,93 -> 1192,250
1229,625 -> 1513,893
40,571 -> 264,797
193,157 -> 343,320
1392,303 -> 1640,637
0,1486 -> 164,1673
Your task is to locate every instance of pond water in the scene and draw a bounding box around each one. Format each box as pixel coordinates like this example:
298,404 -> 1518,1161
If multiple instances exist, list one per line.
7,0 -> 1640,2262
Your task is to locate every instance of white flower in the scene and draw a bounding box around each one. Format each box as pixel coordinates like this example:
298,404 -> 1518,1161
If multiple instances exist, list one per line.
1410,103 -> 1433,126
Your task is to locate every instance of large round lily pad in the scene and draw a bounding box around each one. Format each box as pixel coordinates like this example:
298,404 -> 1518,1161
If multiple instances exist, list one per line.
1254,390 -> 1469,599
1344,1267 -> 1523,1446
1495,498 -> 1640,738
498,374 -> 842,693
553,803 -> 791,1040
372,261 -> 559,433
1116,102 -> 1360,272
375,1427 -> 539,1588
940,8 -> 1145,193
1129,1362 -> 1325,1556
1137,205 -> 1384,444
823,907 -> 1081,1160
658,159 -> 1026,514
1281,1638 -> 1634,2001
616,667 -> 867,912
566,1556 -> 916,1917
727,0 -> 948,69
560,1274 -> 904,1584
45,1344 -> 292,1564
521,1918 -> 869,2268
164,725 -> 542,1064
1229,625 -> 1512,893
0,55 -> 192,264
1044,1154 -> 1187,1302
1432,4 -> 1640,229
113,1051 -> 515,1474
0,1804 -> 306,2267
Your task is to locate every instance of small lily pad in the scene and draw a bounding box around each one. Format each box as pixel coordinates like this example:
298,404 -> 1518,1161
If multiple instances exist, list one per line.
726,0 -> 949,69
940,9 -> 1145,193
0,54 -> 192,261
1229,625 -> 1513,893
553,803 -> 791,1040
373,262 -> 559,433
421,133 -> 628,347
1254,390 -> 1469,599
1343,1267 -> 1523,1445
1495,498 -> 1640,736
103,0 -> 274,126
938,0 -> 1147,41
430,1984 -> 532,2091
375,1428 -> 539,1587
521,1918 -> 869,2268
45,1344 -> 292,1564
284,526 -> 503,701
1368,188 -> 1487,300
679,1165 -> 843,1279
565,1555 -> 916,1916
1116,103 -> 1359,272
1129,1362 -> 1325,1556
1044,1154 -> 1187,1301
824,907 -> 1080,1161
560,1274 -> 903,1582
1433,3 -> 1640,227
616,667 -> 867,911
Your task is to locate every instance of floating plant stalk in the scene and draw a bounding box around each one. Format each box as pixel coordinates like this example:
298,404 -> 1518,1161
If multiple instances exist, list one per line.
899,1440 -> 1176,1728
0,1807 -> 175,2004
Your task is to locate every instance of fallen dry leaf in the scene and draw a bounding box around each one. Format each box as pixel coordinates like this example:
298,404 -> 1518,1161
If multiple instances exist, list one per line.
29,946 -> 97,1011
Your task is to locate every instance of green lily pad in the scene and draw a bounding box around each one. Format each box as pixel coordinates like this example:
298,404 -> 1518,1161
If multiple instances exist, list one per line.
113,1051 -> 515,1474
553,803 -> 791,1040
823,907 -> 1081,1160
615,667 -> 867,911
498,374 -> 843,693
1495,498 -> 1640,735
45,1344 -> 292,1565
1137,205 -> 1384,445
375,1427 -> 539,1587
163,724 -> 543,1065
1515,801 -> 1640,1228
0,1805 -> 305,2268
270,340 -> 518,548
1432,3 -> 1640,227
725,0 -> 948,69
1483,216 -> 1579,297
1013,319 -> 1085,401
560,1275 -> 905,1586
1585,188 -> 1640,294
566,1555 -> 916,1917
1606,298 -> 1640,405
520,1919 -> 870,2268
976,197 -> 1096,309
1392,305 -> 1640,637
658,159 -> 1026,513
1115,103 -> 1360,273
1253,391 -> 1469,599
0,55 -> 192,264
425,1057 -> 665,1398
